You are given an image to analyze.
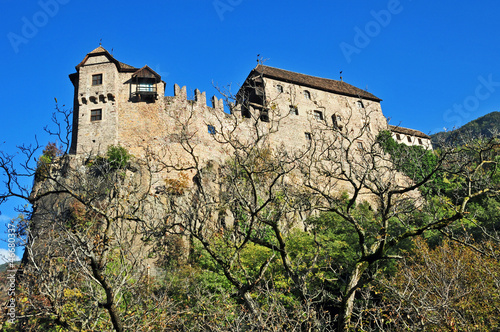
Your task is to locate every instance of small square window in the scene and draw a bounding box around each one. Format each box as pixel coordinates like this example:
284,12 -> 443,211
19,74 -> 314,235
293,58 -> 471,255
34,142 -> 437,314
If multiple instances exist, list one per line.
396,134 -> 401,140
418,138 -> 423,145
289,105 -> 298,115
357,141 -> 364,150
208,125 -> 216,135
313,110 -> 323,121
276,85 -> 283,93
304,90 -> 311,100
305,132 -> 312,140
357,100 -> 364,108
407,136 -> 412,143
91,109 -> 102,121
92,74 -> 102,86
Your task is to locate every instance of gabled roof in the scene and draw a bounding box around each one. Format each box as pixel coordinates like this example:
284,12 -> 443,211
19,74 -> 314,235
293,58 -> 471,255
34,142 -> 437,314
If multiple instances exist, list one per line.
75,46 -> 138,72
389,125 -> 430,139
250,64 -> 382,102
132,65 -> 162,82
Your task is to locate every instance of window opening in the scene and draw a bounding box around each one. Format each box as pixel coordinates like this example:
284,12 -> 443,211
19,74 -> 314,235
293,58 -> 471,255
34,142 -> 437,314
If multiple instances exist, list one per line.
91,109 -> 102,121
92,74 -> 102,86
313,110 -> 323,121
289,105 -> 298,115
332,114 -> 342,129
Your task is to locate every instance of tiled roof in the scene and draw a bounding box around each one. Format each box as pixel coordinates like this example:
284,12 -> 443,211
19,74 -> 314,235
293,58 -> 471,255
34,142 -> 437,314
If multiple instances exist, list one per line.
89,46 -> 107,54
389,125 -> 430,139
253,64 -> 382,102
117,61 -> 137,71
132,65 -> 162,82
75,46 -> 138,72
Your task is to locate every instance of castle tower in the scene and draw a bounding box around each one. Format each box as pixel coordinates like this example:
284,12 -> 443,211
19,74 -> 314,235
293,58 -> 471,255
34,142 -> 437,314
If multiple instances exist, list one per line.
69,46 -> 164,155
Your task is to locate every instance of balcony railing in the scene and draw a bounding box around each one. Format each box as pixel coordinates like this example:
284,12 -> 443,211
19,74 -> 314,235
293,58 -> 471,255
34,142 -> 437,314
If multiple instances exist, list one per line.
136,84 -> 157,94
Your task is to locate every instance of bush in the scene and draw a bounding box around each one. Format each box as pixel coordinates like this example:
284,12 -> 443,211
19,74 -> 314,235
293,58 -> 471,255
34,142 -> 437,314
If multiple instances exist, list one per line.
36,142 -> 63,179
106,145 -> 131,170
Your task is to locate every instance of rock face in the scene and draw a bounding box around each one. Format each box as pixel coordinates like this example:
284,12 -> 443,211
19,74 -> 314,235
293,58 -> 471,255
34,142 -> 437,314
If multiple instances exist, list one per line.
25,48 -> 424,273
21,48 -> 423,275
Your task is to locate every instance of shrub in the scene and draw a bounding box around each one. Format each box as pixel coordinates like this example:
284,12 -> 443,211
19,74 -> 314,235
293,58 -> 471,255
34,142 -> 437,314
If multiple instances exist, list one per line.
36,142 -> 63,179
106,145 -> 131,170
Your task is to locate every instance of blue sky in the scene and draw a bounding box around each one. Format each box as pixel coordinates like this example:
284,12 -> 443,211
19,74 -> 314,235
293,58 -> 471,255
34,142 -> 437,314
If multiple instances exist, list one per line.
1,0 -> 500,256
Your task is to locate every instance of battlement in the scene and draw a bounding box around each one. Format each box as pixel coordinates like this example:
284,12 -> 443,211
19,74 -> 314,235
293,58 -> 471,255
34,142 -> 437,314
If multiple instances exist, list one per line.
171,83 -> 224,112
69,46 -> 430,158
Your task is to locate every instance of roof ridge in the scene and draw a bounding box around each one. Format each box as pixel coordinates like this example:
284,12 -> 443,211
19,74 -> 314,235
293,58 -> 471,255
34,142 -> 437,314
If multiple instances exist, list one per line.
75,47 -> 138,72
254,64 -> 382,102
257,64 -> 339,83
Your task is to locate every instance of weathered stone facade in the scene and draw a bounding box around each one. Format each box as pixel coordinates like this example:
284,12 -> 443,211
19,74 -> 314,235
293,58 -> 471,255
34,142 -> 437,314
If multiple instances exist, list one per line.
69,46 -> 430,164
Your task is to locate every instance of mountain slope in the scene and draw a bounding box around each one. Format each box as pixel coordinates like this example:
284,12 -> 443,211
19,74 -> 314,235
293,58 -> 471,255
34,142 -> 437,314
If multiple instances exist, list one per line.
431,111 -> 500,146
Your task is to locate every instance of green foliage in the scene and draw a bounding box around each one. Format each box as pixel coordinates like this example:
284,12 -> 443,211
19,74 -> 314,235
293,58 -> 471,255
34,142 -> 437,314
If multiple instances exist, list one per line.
378,130 -> 442,194
105,145 -> 132,170
35,142 -> 63,179
86,145 -> 132,177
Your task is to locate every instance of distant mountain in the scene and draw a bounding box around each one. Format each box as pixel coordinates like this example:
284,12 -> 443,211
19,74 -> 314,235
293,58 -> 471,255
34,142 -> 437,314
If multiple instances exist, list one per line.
431,112 -> 500,146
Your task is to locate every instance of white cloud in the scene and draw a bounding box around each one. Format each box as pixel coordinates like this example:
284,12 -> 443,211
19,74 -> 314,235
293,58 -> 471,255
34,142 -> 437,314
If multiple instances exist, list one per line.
0,248 -> 21,263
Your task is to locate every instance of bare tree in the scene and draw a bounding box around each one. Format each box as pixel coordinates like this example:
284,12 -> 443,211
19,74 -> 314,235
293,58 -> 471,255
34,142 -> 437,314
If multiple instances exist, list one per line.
298,107 -> 500,330
359,238 -> 500,331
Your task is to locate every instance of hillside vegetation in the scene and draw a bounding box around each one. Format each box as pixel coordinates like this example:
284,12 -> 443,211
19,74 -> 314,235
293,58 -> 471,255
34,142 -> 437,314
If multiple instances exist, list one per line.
1,109 -> 499,331
431,111 -> 500,146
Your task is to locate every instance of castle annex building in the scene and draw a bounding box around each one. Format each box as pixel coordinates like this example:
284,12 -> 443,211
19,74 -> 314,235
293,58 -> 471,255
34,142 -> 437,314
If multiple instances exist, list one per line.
69,46 -> 431,157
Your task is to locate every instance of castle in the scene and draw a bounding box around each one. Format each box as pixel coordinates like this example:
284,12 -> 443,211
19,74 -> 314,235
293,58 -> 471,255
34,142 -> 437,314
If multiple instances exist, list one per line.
68,46 -> 432,159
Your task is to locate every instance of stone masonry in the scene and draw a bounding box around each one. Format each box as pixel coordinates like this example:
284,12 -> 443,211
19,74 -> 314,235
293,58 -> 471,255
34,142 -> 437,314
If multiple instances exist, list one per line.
69,46 -> 431,165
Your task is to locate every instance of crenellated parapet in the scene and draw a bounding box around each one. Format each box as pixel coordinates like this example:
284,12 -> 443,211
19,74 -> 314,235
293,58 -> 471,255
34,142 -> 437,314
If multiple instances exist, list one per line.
173,84 -> 187,99
69,46 -> 431,161
170,83 -> 224,113
211,96 -> 224,112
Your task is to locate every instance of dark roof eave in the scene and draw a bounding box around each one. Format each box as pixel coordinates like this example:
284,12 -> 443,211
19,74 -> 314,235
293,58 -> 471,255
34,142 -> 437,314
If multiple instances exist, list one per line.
131,65 -> 162,82
69,72 -> 78,85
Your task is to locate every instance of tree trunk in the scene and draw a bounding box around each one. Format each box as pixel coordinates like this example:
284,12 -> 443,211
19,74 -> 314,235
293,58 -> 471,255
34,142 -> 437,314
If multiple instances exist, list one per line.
242,291 -> 264,329
339,261 -> 368,331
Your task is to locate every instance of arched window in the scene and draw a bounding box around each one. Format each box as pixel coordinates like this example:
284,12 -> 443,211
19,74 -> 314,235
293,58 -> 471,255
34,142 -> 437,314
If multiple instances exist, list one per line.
304,90 -> 311,100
